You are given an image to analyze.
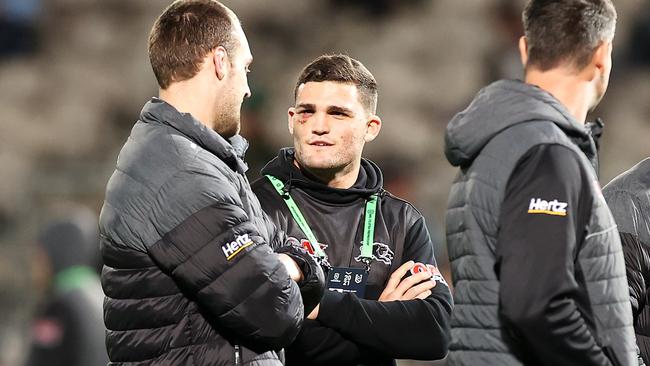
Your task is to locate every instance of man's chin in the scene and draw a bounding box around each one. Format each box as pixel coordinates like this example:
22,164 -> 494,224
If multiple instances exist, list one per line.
213,120 -> 240,138
299,159 -> 340,172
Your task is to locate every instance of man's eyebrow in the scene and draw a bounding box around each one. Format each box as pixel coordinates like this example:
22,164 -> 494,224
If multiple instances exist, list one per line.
327,105 -> 354,115
295,103 -> 316,110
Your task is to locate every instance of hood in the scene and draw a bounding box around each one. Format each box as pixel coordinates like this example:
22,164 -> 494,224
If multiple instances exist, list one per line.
140,98 -> 249,173
444,79 -> 599,169
260,148 -> 383,204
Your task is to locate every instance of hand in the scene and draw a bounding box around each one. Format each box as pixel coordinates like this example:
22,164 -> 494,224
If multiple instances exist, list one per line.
307,304 -> 320,320
275,245 -> 326,316
278,253 -> 304,282
378,260 -> 435,302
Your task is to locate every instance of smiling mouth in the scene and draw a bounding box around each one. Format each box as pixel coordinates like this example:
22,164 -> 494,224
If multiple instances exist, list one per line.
309,141 -> 333,147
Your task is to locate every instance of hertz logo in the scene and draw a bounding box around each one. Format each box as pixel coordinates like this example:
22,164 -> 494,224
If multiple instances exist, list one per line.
222,234 -> 254,260
528,198 -> 568,216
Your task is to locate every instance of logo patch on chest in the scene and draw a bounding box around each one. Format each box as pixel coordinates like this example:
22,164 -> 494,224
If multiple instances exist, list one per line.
527,198 -> 568,216
354,242 -> 394,265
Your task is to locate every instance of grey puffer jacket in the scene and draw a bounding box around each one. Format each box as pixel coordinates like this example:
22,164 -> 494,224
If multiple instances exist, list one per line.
99,98 -> 304,366
444,80 -> 635,366
604,158 -> 650,365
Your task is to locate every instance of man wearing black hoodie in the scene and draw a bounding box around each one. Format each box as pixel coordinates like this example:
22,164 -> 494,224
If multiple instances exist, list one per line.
444,1 -> 635,366
252,54 -> 453,366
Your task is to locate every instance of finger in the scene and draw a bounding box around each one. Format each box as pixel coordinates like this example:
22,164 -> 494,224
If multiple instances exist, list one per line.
415,290 -> 432,300
393,271 -> 432,297
403,279 -> 435,300
384,260 -> 414,292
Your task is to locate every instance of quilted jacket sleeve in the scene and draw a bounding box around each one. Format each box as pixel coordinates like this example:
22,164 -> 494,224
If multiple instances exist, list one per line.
145,167 -> 304,351
604,190 -> 650,321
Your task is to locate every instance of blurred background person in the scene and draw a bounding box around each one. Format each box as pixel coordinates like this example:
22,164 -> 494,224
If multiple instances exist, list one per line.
25,207 -> 107,366
0,0 -> 42,58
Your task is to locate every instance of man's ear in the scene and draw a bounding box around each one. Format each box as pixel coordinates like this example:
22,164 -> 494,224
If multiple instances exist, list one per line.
589,41 -> 612,81
518,36 -> 529,67
364,115 -> 382,143
288,107 -> 296,135
213,46 -> 228,80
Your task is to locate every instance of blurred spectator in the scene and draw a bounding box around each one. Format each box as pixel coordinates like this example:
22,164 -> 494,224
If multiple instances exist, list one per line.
0,0 -> 42,58
627,6 -> 650,66
484,0 -> 524,82
24,209 -> 107,366
327,0 -> 427,17
241,84 -> 277,182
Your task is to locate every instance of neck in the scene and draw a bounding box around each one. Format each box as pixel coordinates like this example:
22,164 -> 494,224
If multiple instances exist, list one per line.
294,159 -> 360,189
525,67 -> 593,124
159,77 -> 217,129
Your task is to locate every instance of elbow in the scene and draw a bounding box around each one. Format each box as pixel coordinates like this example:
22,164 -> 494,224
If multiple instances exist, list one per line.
402,317 -> 451,360
246,302 -> 304,352
263,289 -> 305,350
425,340 -> 450,360
260,315 -> 303,351
424,322 -> 451,360
400,335 -> 449,361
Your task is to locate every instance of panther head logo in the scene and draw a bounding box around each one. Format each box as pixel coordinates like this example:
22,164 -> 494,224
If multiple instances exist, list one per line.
355,242 -> 394,265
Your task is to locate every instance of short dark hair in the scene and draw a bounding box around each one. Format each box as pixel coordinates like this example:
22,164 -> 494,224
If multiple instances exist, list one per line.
148,0 -> 238,89
294,54 -> 378,114
523,0 -> 616,71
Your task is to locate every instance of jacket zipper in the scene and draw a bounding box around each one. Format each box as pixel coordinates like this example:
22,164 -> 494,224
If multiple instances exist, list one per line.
234,344 -> 241,366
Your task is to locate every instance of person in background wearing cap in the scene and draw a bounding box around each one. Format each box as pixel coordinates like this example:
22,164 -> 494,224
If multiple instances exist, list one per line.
252,54 -> 452,366
25,208 -> 108,366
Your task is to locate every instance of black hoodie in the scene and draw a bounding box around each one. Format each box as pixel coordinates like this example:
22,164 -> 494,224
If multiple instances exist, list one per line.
251,148 -> 453,366
444,80 -> 635,366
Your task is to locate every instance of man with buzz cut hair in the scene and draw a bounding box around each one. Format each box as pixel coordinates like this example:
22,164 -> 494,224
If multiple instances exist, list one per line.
252,54 -> 453,366
444,0 -> 636,365
99,1 -> 325,365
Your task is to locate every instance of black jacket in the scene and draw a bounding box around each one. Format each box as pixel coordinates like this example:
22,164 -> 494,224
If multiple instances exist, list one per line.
251,148 -> 453,366
99,99 -> 308,366
444,80 -> 635,366
604,158 -> 650,365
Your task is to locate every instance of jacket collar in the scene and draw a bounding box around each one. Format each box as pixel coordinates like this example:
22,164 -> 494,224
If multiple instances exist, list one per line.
140,98 -> 248,173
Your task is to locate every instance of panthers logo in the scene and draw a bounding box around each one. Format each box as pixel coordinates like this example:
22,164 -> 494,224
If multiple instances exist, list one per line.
355,242 -> 394,265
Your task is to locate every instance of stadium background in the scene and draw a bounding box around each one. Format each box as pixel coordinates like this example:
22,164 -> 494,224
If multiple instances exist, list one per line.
1,0 -> 649,364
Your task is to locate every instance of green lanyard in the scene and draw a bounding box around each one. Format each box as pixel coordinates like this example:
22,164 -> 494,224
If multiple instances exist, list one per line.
265,175 -> 379,267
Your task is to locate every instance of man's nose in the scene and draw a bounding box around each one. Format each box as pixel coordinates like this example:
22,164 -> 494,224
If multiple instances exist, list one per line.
244,83 -> 251,99
311,113 -> 329,135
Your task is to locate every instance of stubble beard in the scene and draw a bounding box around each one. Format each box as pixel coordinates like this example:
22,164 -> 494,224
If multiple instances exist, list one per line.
213,101 -> 241,138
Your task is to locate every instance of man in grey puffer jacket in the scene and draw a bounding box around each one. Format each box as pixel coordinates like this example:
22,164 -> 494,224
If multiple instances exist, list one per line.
444,0 -> 635,365
99,1 -> 324,365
